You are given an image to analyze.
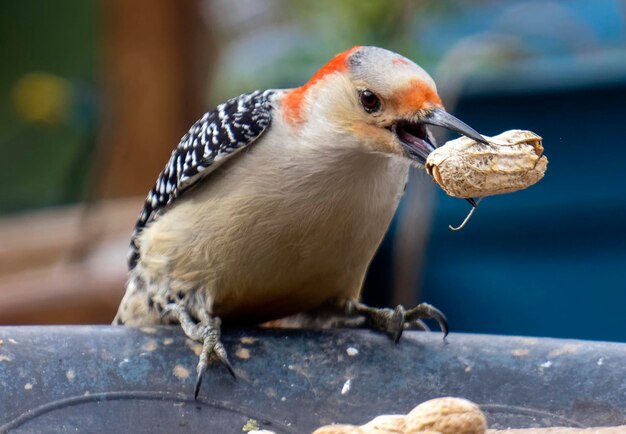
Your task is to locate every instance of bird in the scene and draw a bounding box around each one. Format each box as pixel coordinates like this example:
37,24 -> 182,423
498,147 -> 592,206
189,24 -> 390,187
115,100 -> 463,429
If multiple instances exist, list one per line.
113,46 -> 487,398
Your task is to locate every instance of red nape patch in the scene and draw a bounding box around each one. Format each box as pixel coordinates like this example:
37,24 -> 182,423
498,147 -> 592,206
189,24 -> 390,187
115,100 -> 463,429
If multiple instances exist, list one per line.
282,46 -> 362,124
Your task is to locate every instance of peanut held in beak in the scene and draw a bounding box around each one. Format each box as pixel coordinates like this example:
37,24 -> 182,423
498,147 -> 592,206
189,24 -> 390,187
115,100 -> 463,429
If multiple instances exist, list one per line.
425,129 -> 548,199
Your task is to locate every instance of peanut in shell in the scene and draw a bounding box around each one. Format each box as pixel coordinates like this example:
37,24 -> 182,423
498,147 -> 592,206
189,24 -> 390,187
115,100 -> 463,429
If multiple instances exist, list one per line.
425,130 -> 548,199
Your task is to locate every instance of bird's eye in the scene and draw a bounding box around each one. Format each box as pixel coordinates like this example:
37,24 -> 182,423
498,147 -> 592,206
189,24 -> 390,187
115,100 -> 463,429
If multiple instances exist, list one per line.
359,89 -> 381,113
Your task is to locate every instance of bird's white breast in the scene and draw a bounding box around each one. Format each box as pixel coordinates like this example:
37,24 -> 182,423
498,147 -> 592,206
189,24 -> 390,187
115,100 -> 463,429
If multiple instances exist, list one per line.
137,117 -> 410,323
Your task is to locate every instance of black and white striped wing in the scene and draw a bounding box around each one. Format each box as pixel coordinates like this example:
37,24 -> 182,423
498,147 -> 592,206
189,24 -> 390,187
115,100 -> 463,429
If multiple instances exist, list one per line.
128,89 -> 277,269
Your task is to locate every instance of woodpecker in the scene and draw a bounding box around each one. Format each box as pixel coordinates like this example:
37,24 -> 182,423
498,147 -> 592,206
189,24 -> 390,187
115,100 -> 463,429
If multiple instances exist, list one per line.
114,46 -> 486,398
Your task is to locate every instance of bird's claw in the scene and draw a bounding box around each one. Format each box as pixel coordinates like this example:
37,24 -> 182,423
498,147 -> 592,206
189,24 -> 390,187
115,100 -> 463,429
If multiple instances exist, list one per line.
160,303 -> 235,399
388,305 -> 406,343
193,328 -> 236,399
346,300 -> 448,342
405,302 -> 449,339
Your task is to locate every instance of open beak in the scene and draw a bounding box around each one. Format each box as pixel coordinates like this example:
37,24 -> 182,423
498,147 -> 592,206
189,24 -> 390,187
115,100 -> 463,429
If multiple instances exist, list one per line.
392,121 -> 436,165
393,108 -> 487,165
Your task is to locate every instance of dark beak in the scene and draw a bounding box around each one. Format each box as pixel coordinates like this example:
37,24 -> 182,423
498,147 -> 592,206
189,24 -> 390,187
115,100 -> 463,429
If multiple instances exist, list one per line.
393,108 -> 487,165
421,108 -> 488,145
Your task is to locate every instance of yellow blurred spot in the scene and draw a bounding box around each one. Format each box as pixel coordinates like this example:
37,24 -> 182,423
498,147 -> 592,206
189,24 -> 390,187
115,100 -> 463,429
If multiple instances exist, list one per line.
12,72 -> 72,125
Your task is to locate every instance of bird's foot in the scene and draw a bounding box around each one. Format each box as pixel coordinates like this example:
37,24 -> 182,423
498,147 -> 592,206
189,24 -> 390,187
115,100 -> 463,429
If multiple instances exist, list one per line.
161,304 -> 235,399
342,300 -> 448,343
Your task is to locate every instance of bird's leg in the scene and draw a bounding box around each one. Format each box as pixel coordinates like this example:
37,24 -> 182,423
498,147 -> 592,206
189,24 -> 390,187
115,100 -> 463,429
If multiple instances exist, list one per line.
160,303 -> 235,399
337,300 -> 449,342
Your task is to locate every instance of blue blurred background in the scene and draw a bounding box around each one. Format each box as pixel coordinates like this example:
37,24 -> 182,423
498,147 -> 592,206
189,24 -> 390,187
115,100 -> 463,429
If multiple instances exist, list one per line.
0,0 -> 624,340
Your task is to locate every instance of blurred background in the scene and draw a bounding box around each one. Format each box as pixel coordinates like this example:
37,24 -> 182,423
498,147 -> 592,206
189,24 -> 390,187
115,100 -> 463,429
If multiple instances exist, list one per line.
0,0 -> 624,341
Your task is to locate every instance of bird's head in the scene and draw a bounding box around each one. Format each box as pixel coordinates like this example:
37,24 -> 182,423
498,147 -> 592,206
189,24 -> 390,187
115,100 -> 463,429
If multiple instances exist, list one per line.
283,46 -> 487,165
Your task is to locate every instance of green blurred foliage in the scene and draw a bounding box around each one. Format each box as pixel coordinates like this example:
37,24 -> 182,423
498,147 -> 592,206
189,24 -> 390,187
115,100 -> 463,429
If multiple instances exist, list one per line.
0,1 -> 99,214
